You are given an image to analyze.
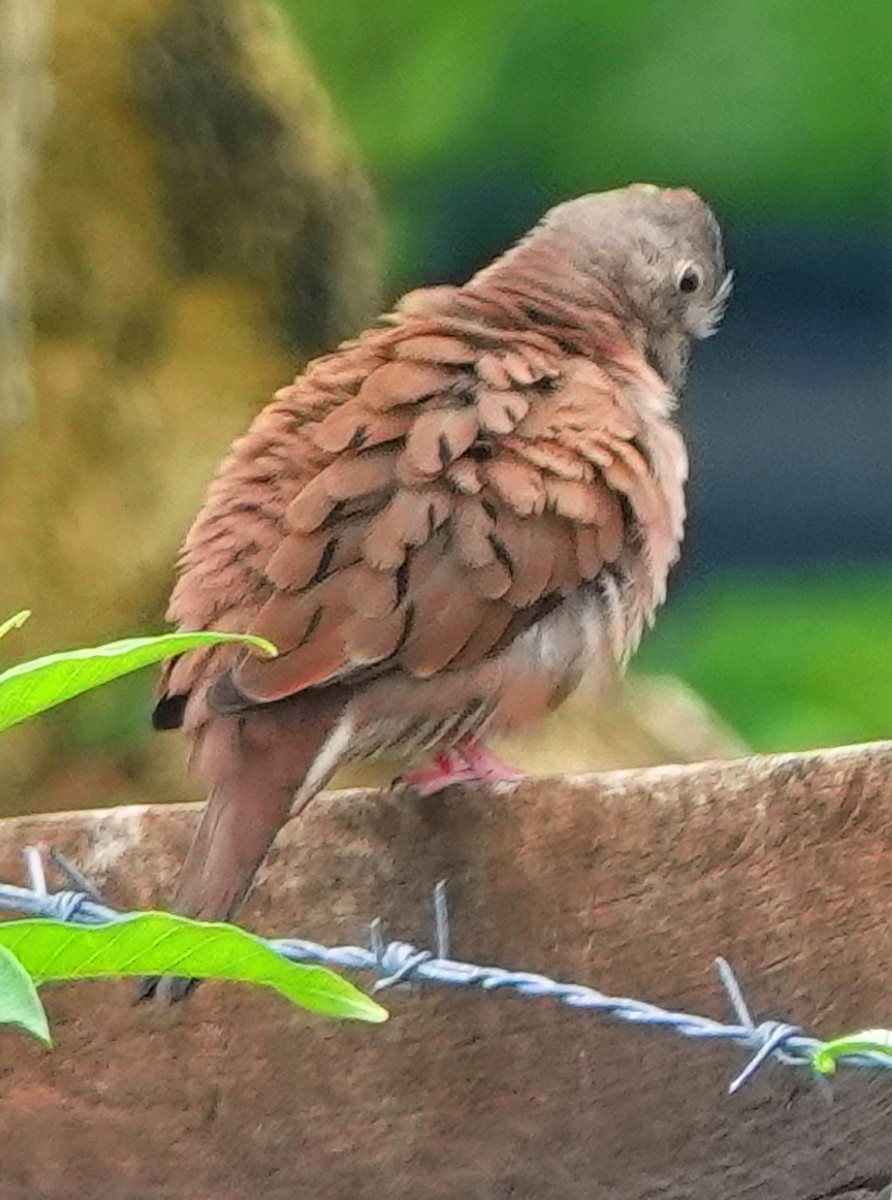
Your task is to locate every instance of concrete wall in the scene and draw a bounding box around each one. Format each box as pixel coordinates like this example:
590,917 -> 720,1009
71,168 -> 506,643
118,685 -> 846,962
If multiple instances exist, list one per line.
1,742 -> 891,1198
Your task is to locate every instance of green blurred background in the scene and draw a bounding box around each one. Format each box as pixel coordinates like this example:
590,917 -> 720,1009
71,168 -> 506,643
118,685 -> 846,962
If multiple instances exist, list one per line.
290,0 -> 890,277
286,0 -> 891,752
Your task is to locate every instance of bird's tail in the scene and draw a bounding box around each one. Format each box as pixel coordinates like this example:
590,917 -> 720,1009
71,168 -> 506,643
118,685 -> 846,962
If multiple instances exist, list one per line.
136,703 -> 339,1003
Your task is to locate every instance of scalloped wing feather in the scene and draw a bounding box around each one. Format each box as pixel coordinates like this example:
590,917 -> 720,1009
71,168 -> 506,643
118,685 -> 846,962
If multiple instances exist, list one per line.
228,337 -> 682,706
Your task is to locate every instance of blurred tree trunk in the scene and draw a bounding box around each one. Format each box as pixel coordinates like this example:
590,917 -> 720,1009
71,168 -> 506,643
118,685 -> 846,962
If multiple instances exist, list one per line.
0,0 -> 379,809
0,0 -> 52,429
0,0 -> 379,659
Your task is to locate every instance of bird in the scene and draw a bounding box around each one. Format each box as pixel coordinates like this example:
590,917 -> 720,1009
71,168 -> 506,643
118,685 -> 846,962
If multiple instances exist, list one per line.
138,183 -> 731,1001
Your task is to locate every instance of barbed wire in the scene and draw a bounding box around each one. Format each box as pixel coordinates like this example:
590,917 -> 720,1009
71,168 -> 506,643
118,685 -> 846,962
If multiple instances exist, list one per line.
1,848 -> 890,1093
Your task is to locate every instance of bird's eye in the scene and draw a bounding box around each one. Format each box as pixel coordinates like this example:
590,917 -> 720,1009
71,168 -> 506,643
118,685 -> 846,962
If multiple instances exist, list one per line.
677,264 -> 701,294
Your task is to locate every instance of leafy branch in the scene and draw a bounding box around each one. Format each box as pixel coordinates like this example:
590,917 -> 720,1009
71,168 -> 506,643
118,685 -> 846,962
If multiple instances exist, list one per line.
0,614 -> 386,1041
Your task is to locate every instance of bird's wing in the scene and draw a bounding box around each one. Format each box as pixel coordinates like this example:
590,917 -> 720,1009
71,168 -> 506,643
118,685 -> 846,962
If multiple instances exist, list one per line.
225,330 -> 671,706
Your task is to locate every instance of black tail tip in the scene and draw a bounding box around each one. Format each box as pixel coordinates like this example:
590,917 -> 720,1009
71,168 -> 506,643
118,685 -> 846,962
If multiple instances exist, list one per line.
151,692 -> 189,731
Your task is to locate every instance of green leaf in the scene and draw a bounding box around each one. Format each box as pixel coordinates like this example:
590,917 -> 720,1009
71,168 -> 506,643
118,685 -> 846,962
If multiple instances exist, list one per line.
0,944 -> 51,1045
0,915 -> 387,1023
812,1029 -> 892,1075
0,610 -> 30,643
0,630 -> 277,734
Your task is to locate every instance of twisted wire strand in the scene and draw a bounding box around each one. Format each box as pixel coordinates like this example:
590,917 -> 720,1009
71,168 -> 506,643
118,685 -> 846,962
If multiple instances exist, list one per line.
0,871 -> 889,1091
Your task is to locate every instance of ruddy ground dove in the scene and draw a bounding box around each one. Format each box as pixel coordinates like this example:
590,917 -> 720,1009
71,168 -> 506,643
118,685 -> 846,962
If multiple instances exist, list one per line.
140,183 -> 730,1000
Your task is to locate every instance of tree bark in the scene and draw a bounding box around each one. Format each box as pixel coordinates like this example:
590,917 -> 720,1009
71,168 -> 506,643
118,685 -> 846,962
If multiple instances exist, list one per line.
0,0 -> 52,429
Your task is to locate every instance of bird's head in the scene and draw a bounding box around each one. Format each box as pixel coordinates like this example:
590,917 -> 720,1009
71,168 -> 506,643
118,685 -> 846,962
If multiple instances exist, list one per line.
539,183 -> 732,387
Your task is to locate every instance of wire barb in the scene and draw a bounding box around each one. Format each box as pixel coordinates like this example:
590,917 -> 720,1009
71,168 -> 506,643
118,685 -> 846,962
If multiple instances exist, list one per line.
715,956 -> 755,1028
48,848 -> 106,904
715,956 -> 806,1092
23,845 -> 46,896
368,916 -> 385,966
433,879 -> 450,960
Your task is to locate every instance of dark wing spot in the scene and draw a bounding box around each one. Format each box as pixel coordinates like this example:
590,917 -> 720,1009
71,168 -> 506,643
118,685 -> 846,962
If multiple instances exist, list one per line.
392,602 -> 416,656
487,533 -> 514,577
395,558 -> 411,606
313,537 -> 339,582
298,606 -> 325,646
321,500 -> 348,529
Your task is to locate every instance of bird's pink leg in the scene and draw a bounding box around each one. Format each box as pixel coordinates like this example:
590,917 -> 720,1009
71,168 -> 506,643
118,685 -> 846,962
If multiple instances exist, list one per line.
402,736 -> 523,796
455,735 -> 524,783
401,749 -> 478,796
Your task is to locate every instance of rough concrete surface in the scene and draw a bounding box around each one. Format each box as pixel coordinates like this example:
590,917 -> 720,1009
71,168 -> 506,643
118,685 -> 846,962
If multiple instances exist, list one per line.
0,742 -> 891,1199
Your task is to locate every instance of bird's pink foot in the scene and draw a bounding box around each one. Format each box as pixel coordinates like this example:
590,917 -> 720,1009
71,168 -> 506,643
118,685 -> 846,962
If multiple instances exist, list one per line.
402,750 -> 479,797
402,737 -> 524,796
457,735 -> 524,783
